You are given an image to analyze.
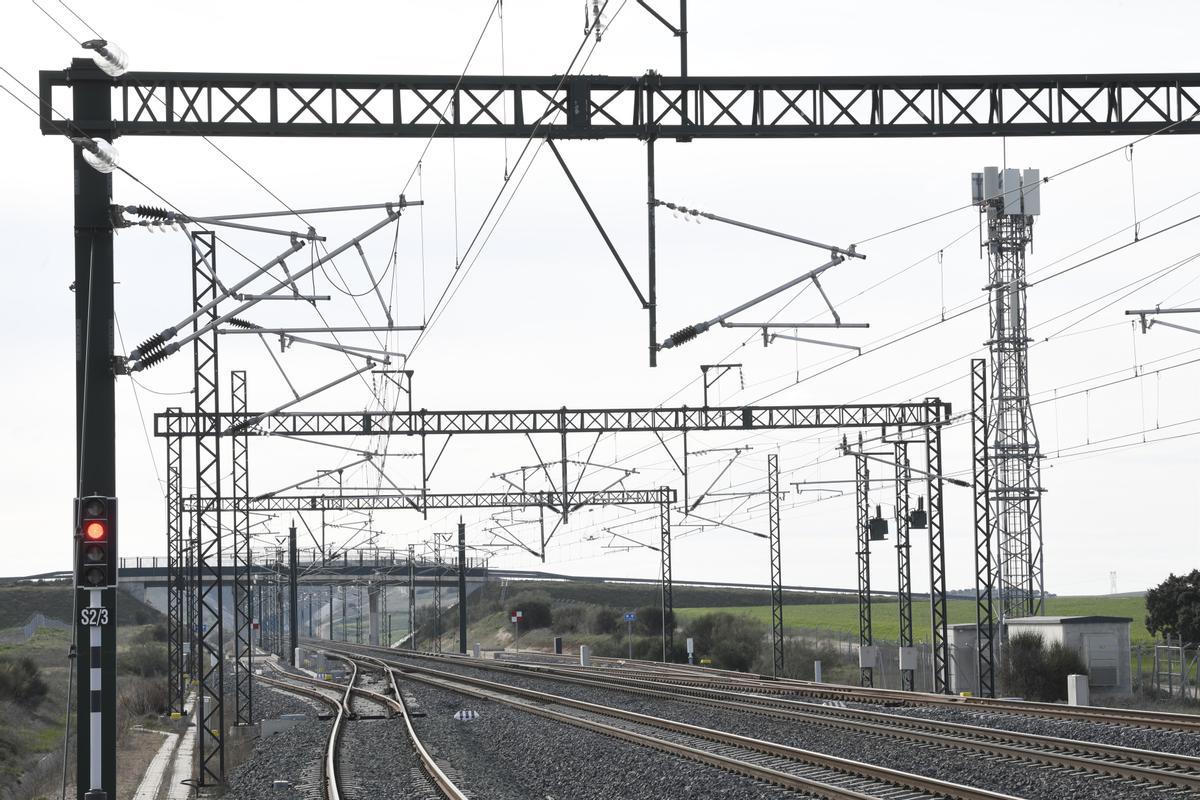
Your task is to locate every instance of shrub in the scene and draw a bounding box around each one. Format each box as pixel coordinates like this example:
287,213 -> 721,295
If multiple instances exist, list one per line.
506,593 -> 552,630
119,643 -> 168,678
634,605 -> 666,636
0,655 -> 48,709
119,677 -> 168,717
591,607 -> 619,635
999,632 -> 1087,701
553,605 -> 588,634
134,623 -> 168,644
686,612 -> 767,672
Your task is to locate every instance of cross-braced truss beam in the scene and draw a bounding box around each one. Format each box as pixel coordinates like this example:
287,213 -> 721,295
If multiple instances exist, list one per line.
183,488 -> 676,513
155,402 -> 950,437
40,71 -> 1200,140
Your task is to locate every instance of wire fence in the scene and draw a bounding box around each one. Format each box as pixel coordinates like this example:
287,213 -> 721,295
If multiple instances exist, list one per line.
0,612 -> 71,644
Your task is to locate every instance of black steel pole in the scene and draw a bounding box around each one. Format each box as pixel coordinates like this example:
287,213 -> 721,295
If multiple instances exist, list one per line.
458,520 -> 468,654
71,57 -> 117,800
646,134 -> 657,367
288,525 -> 298,663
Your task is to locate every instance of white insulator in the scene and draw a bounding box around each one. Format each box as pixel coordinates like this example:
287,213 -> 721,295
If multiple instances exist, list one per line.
81,138 -> 119,174
84,40 -> 129,77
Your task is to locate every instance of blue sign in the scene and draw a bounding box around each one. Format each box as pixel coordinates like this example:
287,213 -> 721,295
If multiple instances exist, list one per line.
623,612 -> 636,622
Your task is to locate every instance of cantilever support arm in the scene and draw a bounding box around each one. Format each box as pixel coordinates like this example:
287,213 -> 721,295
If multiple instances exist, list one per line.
659,255 -> 845,349
654,200 -> 866,260
547,140 -> 648,308
1125,307 -> 1200,334
128,210 -> 402,370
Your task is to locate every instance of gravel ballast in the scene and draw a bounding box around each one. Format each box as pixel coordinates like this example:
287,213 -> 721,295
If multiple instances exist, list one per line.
401,676 -> 797,800
376,651 -> 1188,800
842,700 -> 1200,758
223,719 -> 330,800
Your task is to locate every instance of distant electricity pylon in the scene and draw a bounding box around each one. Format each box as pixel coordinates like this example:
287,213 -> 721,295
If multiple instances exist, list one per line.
1110,571 -> 1119,595
971,167 -> 1045,622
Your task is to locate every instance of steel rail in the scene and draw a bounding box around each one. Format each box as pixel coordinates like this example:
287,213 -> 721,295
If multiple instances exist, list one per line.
541,652 -> 1200,734
482,657 -> 1200,789
328,643 -> 1200,791
275,657 -> 401,715
253,670 -> 346,800
321,654 -> 468,800
330,647 -> 1017,800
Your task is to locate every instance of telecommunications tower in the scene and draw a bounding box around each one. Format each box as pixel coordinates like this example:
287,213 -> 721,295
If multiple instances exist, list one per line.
971,166 -> 1045,621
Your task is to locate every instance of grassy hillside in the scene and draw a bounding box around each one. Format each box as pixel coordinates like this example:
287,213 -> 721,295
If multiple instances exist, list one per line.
0,582 -> 163,629
676,594 -> 1153,644
500,580 -> 878,611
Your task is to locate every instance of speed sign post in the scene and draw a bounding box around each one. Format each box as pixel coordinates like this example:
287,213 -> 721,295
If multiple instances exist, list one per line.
623,612 -> 637,659
509,610 -> 523,651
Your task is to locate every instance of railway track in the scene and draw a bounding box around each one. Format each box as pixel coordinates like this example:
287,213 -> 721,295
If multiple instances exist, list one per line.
336,647 -> 1021,800
500,648 -> 1200,734
257,659 -> 467,800
322,642 -> 1200,794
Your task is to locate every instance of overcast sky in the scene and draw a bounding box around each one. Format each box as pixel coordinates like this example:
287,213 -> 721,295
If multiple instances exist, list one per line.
4,0 -> 1200,601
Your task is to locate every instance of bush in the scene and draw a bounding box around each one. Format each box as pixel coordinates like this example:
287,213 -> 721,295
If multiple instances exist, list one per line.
635,605 -> 667,636
134,623 -> 168,644
591,607 -> 620,635
119,643 -> 168,678
507,593 -> 552,630
119,677 -> 168,717
685,612 -> 767,672
0,655 -> 48,709
553,605 -> 589,634
999,632 -> 1087,701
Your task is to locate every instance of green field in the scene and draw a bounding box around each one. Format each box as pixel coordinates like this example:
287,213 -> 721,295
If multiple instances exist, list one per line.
676,594 -> 1153,644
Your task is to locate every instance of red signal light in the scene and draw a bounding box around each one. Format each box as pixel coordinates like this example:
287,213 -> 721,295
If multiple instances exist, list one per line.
84,521 -> 107,541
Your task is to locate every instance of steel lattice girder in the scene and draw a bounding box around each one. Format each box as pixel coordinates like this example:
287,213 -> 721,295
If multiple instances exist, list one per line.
971,358 -> 997,698
39,70 -> 1200,139
768,454 -> 783,678
190,231 -> 225,785
230,371 -> 253,725
164,422 -> 185,716
854,439 -> 872,688
926,421 -> 950,695
660,501 -> 673,662
154,402 -> 950,437
894,441 -> 914,692
181,488 -> 675,513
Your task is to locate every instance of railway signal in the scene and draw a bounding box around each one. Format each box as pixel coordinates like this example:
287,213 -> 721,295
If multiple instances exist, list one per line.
74,495 -> 117,800
76,496 -> 117,589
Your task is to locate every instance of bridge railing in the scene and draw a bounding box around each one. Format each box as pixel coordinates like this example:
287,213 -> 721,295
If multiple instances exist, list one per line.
118,548 -> 489,572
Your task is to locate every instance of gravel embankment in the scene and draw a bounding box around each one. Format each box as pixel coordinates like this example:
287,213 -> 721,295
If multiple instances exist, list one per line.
339,718 -> 442,800
380,652 -> 1185,800
223,719 -> 330,800
842,700 -> 1200,758
253,682 -> 329,720
401,676 -> 797,800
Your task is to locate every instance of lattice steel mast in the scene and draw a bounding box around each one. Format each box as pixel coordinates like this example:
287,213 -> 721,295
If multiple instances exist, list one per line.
767,454 -> 784,678
972,167 -> 1045,621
